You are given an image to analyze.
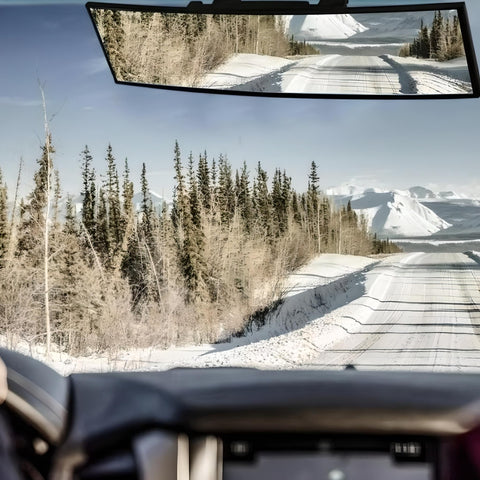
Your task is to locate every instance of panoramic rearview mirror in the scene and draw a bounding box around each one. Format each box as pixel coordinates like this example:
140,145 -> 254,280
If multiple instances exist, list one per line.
87,2 -> 480,99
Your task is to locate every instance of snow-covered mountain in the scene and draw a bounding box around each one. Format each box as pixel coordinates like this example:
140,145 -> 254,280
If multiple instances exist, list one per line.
328,187 -> 451,237
282,14 -> 368,41
328,184 -> 480,237
347,191 -> 450,237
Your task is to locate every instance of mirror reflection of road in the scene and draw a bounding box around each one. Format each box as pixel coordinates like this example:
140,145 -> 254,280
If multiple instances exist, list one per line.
310,252 -> 480,370
280,54 -> 403,94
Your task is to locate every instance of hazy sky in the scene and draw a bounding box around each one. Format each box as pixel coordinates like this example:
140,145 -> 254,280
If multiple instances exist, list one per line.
1,0 -> 480,200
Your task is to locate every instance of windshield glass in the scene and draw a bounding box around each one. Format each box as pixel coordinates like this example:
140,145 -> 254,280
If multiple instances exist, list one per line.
1,0 -> 480,374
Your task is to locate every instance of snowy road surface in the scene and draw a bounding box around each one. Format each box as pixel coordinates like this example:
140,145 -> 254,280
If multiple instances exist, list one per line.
281,55 -> 402,94
9,253 -> 480,374
202,53 -> 471,95
308,252 -> 480,371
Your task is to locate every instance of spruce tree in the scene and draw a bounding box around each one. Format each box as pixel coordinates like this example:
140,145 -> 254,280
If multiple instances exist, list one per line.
17,137 -> 54,259
121,158 -> 135,243
95,187 -> 111,266
104,144 -> 122,257
236,161 -> 253,230
217,154 -> 235,225
80,146 -> 96,238
271,168 -> 286,236
0,169 -> 9,268
253,162 -> 272,238
171,142 -> 206,300
188,152 -> 202,230
197,151 -> 211,212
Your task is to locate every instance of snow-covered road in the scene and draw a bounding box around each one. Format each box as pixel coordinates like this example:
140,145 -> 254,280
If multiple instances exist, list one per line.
9,252 -> 480,374
281,54 -> 402,94
309,252 -> 480,371
202,53 -> 471,95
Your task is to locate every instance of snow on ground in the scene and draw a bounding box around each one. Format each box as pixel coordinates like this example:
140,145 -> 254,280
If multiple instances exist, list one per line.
187,254 -> 411,369
199,54 -> 293,90
385,55 -> 472,94
0,254 -> 378,375
199,52 -> 470,96
466,251 -> 480,263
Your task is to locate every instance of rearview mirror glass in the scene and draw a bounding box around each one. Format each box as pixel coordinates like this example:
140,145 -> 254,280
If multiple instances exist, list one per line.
88,3 -> 480,98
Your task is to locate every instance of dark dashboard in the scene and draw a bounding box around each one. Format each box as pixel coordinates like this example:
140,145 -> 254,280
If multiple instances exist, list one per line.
1,349 -> 480,480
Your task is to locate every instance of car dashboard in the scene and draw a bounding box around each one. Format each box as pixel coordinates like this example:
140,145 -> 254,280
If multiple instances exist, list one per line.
1,349 -> 480,480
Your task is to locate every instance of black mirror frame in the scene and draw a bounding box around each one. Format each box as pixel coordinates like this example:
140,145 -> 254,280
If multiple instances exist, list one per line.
86,1 -> 480,100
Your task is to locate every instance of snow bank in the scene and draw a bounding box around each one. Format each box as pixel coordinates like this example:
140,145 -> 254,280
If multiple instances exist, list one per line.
465,251 -> 480,264
189,253 -> 415,369
228,254 -> 377,344
199,53 -> 293,90
385,55 -> 472,95
1,254 -> 378,375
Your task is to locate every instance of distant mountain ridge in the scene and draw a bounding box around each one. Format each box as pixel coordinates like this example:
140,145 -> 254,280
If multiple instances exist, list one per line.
326,184 -> 480,238
330,190 -> 451,237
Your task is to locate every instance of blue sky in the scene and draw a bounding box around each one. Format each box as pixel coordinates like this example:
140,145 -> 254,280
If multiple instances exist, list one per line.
1,0 -> 480,200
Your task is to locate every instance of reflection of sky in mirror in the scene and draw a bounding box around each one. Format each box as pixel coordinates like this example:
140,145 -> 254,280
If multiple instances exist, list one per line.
0,0 -> 479,199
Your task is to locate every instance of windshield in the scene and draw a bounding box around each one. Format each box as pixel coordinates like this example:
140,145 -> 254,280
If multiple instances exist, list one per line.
1,0 -> 480,374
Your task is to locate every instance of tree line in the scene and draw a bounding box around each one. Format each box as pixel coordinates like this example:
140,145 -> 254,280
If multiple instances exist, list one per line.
91,8 -> 318,87
399,11 -> 465,61
0,139 -> 399,355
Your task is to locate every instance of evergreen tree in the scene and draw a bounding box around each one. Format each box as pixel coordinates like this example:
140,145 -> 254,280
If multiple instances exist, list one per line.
291,191 -> 302,225
419,20 -> 430,58
217,154 -> 235,225
253,162 -> 272,238
121,158 -> 135,242
271,168 -> 287,235
307,161 -> 321,251
95,187 -> 111,266
236,161 -> 253,230
197,151 -> 211,212
104,144 -> 122,257
80,146 -> 96,238
171,142 -> 206,300
210,157 -> 217,207
0,169 -> 9,268
56,196 -> 101,352
64,196 -> 78,236
17,137 -> 55,259
188,153 -> 202,230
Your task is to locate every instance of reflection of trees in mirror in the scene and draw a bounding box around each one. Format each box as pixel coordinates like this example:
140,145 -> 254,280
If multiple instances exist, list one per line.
92,9 -> 319,87
399,11 -> 465,62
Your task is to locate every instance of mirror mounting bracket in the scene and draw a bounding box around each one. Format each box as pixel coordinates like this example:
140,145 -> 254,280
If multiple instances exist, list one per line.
191,0 -> 348,11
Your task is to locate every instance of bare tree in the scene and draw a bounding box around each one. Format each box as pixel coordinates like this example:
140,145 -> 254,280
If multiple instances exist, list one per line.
40,84 -> 52,359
